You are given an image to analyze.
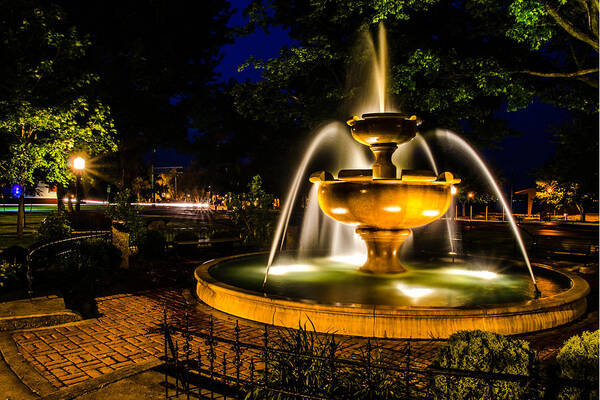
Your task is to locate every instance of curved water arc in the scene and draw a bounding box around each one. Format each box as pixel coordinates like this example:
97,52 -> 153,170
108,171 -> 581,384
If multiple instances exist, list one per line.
415,134 -> 455,253
264,122 -> 344,289
435,129 -> 539,292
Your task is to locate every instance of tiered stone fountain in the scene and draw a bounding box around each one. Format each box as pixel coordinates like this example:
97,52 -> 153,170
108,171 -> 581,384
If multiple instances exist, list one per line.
194,112 -> 588,338
311,112 -> 460,274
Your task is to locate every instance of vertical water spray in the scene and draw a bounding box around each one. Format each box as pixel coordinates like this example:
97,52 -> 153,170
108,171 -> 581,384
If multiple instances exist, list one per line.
376,24 -> 388,112
435,129 -> 539,294
415,134 -> 455,253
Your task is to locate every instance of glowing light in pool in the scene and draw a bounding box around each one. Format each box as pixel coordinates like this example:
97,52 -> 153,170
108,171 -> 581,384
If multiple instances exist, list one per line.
328,253 -> 368,265
422,210 -> 440,217
447,269 -> 498,280
331,208 -> 348,214
268,264 -> 315,275
383,206 -> 402,212
396,284 -> 434,298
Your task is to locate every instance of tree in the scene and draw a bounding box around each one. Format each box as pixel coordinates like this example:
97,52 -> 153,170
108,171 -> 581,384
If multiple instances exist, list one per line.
0,1 -> 117,237
535,112 -> 598,221
234,0 -> 597,145
57,0 -> 234,187
536,180 -> 591,221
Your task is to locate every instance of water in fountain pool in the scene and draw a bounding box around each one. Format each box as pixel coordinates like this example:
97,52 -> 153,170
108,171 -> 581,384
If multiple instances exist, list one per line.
211,254 -> 569,308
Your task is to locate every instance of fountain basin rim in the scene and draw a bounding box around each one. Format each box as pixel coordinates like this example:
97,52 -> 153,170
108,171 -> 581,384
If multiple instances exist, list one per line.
195,252 -> 588,338
194,252 -> 589,312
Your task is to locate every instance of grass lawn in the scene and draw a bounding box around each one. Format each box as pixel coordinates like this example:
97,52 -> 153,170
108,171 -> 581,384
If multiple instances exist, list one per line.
0,212 -> 48,249
0,205 -> 104,249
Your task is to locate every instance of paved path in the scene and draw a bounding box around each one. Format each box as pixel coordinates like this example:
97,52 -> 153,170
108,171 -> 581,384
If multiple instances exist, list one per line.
8,286 -> 599,395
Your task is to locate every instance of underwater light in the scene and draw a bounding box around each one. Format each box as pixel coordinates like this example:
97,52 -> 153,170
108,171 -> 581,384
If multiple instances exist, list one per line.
396,284 -> 434,299
448,269 -> 498,280
268,264 -> 315,275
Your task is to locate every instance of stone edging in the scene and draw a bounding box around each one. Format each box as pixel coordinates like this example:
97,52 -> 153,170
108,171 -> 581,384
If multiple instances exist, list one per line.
195,253 -> 590,339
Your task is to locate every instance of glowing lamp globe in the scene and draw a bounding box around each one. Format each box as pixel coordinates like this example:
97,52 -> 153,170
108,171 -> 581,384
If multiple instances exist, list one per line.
73,156 -> 85,171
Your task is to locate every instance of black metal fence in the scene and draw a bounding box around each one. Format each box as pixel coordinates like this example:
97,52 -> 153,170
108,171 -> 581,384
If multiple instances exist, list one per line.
161,312 -> 597,400
24,232 -> 112,296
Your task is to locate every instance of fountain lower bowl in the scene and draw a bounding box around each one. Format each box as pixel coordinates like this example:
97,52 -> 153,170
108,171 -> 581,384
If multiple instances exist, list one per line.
195,253 -> 589,339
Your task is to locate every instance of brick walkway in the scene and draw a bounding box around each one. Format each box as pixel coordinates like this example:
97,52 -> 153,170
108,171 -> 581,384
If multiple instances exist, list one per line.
12,291 -> 182,388
10,287 -> 599,391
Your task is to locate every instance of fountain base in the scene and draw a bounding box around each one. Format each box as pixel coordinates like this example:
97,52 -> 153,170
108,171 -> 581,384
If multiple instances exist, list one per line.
357,227 -> 410,273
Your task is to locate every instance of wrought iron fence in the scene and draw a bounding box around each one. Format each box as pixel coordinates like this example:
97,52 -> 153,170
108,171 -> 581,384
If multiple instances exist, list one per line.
161,311 -> 597,400
25,232 -> 112,296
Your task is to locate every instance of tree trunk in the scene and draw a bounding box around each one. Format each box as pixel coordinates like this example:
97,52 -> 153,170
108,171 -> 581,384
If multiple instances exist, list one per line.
577,204 -> 586,222
56,184 -> 65,212
17,192 -> 25,239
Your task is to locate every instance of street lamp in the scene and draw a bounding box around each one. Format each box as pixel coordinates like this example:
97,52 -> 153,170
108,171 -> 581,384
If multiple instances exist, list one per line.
73,156 -> 85,212
467,192 -> 474,220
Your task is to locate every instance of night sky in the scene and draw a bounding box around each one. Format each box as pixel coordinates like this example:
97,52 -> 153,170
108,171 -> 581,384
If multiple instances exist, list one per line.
154,0 -> 570,191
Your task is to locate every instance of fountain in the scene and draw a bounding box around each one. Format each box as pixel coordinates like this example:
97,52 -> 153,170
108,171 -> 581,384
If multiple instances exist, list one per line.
194,26 -> 589,339
309,112 -> 459,274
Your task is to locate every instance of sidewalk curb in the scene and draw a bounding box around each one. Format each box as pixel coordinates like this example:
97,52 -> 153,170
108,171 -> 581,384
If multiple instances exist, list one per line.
39,359 -> 162,400
0,332 -> 55,397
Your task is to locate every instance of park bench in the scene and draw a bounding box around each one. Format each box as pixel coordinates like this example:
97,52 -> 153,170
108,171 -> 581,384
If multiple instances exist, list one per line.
531,231 -> 598,262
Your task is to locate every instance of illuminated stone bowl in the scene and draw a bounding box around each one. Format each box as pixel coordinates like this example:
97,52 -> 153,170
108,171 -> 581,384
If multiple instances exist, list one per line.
309,112 -> 461,274
310,170 -> 460,273
195,253 -> 589,339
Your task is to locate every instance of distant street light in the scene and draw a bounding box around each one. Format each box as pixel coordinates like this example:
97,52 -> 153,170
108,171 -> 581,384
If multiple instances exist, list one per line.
467,192 -> 474,220
72,156 -> 86,211
546,186 -> 553,194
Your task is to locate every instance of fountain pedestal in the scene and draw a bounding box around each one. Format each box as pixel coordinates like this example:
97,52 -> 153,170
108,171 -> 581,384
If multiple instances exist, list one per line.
356,227 -> 411,273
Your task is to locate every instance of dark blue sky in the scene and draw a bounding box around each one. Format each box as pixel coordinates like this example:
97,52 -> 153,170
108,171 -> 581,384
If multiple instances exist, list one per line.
154,0 -> 568,190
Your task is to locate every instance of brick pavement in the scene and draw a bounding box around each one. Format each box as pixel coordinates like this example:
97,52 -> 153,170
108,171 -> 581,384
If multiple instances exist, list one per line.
10,287 -> 599,392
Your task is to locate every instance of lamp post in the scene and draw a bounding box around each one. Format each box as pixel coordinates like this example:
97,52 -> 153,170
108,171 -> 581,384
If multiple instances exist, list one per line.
468,192 -> 474,220
73,156 -> 85,212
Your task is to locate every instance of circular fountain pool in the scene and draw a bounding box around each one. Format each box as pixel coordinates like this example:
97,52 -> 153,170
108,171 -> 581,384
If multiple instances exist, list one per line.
195,253 -> 589,339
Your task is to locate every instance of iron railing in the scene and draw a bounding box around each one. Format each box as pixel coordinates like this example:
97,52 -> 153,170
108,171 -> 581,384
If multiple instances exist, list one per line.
160,311 -> 597,400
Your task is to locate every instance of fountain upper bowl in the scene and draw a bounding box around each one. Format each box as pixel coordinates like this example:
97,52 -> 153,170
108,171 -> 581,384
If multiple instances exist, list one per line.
347,113 -> 419,147
314,176 -> 455,230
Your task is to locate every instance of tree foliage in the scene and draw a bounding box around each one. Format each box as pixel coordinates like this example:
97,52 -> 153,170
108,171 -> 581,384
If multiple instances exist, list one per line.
0,0 -> 117,191
235,0 -> 597,145
57,0 -> 234,185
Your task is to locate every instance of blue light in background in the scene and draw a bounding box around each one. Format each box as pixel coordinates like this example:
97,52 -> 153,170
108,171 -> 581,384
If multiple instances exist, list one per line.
11,184 -> 22,197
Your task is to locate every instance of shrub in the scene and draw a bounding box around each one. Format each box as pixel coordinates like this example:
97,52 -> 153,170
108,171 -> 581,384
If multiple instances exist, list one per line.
433,330 -> 537,400
556,330 -> 599,400
0,261 -> 22,289
228,175 -> 276,249
247,324 -> 346,399
105,189 -> 146,246
245,324 -> 403,400
37,212 -> 72,242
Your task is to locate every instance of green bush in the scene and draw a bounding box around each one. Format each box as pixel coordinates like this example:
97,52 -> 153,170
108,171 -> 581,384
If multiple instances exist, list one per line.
433,330 -> 537,400
245,324 -> 403,400
246,324 -> 345,399
105,189 -> 146,246
37,212 -> 72,242
0,260 -> 22,289
557,330 -> 599,400
229,175 -> 276,249
138,230 -> 166,258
